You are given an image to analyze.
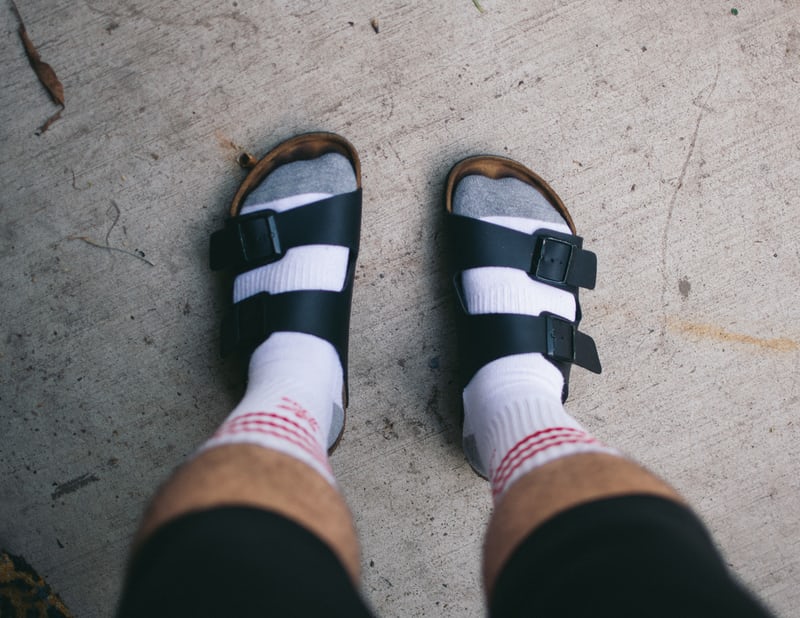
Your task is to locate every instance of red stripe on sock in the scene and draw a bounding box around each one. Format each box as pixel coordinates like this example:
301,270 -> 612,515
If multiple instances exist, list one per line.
278,396 -> 305,414
218,418 -> 321,455
493,432 -> 597,491
216,413 -> 325,455
491,436 -> 599,497
212,425 -> 330,471
492,427 -> 585,481
225,411 -> 320,446
276,399 -> 320,433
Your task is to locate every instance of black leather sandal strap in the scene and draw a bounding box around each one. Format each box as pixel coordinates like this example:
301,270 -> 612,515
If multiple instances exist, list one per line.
220,288 -> 354,371
210,190 -> 362,274
458,312 -> 601,399
449,214 -> 597,291
448,211 -> 602,401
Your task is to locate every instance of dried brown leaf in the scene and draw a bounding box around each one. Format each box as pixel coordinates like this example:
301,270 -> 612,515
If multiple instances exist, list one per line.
37,108 -> 62,136
11,0 -> 66,133
18,26 -> 65,106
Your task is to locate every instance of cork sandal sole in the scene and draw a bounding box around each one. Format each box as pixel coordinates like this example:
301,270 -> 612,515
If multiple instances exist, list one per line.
444,155 -> 576,234
230,132 -> 362,216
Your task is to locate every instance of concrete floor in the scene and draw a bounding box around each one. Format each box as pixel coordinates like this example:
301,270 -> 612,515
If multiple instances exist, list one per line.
2,1 -> 799,616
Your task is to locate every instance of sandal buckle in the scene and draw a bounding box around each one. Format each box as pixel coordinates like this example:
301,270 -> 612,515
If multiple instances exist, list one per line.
236,210 -> 283,266
545,315 -> 576,363
532,236 -> 574,284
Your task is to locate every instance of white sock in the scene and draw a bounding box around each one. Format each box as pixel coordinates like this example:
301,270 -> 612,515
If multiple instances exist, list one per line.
200,191 -> 349,485
460,214 -> 617,500
463,357 -> 617,499
200,332 -> 339,483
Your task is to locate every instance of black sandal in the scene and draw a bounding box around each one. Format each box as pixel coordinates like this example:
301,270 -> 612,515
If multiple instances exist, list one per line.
209,132 -> 362,450
445,155 -> 601,402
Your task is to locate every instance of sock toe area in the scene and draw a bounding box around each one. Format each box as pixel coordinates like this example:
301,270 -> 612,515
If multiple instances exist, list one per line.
453,175 -> 567,226
243,153 -> 357,208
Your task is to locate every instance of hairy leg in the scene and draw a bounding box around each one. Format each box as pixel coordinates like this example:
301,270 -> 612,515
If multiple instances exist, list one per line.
135,444 -> 361,582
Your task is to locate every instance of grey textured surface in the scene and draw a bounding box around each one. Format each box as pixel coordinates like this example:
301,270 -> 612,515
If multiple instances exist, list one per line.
1,1 -> 798,616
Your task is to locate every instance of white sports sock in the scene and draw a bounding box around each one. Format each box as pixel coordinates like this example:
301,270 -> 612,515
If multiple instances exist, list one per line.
457,192 -> 617,500
200,331 -> 339,484
463,356 -> 617,499
200,189 -> 350,485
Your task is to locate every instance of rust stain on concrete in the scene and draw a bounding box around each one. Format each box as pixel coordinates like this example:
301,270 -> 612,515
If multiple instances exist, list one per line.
668,319 -> 799,352
214,129 -> 241,152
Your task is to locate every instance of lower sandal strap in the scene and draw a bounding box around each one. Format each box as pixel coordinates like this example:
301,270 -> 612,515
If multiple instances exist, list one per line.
221,288 -> 353,366
459,312 -> 601,401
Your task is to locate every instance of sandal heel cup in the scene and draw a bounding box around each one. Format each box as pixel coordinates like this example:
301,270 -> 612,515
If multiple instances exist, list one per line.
210,133 -> 362,408
445,156 -> 601,402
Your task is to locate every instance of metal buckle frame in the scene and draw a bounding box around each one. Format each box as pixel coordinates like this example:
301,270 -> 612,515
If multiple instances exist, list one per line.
531,235 -> 574,284
234,210 -> 282,266
545,314 -> 576,363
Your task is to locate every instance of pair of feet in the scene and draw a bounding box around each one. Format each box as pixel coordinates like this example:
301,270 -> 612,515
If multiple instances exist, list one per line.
207,133 -> 606,496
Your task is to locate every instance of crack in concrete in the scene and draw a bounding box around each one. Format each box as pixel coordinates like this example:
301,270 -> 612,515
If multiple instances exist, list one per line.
659,63 -> 720,342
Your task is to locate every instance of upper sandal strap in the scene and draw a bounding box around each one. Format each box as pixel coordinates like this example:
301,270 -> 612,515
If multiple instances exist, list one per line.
449,214 -> 597,291
210,189 -> 362,274
459,312 -> 601,386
